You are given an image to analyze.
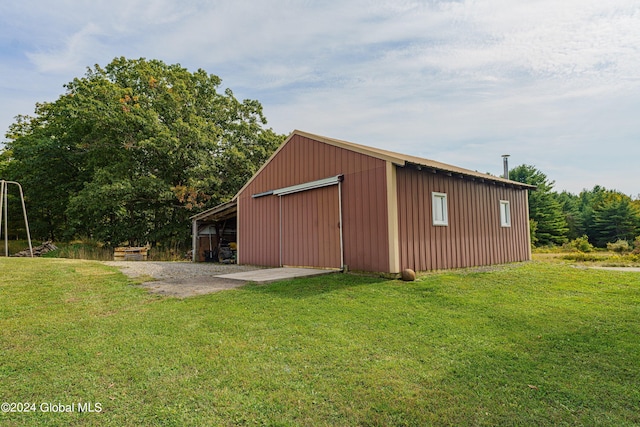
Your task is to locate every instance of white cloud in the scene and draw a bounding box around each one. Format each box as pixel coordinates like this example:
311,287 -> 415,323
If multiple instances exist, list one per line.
26,23 -> 106,73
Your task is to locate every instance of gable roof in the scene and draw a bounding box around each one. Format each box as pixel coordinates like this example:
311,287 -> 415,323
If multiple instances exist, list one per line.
235,130 -> 535,199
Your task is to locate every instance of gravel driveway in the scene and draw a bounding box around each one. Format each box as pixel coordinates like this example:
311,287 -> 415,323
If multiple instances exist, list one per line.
104,261 -> 264,297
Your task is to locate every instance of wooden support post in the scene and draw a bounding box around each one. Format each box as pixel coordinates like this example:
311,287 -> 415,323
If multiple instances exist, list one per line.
192,219 -> 198,262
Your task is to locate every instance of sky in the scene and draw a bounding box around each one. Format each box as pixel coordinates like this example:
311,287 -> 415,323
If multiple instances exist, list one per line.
1,0 -> 639,196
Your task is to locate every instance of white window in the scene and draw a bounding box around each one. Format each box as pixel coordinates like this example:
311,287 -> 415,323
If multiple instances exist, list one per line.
500,200 -> 511,227
432,192 -> 448,226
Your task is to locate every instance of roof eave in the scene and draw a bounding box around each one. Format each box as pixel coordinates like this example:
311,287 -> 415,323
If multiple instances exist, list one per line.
403,161 -> 536,190
189,199 -> 238,222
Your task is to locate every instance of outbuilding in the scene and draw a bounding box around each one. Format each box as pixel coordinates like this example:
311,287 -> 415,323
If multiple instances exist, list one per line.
192,130 -> 534,273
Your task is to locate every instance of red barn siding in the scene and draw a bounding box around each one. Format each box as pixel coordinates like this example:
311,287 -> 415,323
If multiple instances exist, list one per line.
238,195 -> 280,267
281,185 -> 341,268
238,134 -> 390,272
234,131 -> 531,273
396,167 -> 530,271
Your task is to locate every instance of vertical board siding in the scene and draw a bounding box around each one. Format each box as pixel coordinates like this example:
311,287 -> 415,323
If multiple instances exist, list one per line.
237,195 -> 279,267
238,135 -> 390,271
397,167 -> 530,271
281,186 -> 341,268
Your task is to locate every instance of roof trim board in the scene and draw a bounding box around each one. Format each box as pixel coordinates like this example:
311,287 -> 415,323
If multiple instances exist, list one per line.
253,175 -> 344,198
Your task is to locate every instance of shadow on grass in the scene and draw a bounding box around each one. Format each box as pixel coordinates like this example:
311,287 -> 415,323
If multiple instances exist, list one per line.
241,272 -> 388,299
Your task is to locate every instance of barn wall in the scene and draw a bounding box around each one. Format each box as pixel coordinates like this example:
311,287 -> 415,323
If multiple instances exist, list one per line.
238,193 -> 280,267
396,167 -> 531,271
238,134 -> 391,272
280,185 -> 342,268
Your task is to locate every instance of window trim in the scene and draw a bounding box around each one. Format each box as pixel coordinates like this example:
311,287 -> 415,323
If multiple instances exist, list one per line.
500,200 -> 511,227
432,192 -> 448,226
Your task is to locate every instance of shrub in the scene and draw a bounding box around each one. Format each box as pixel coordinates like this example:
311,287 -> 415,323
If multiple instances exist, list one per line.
42,240 -> 113,260
148,246 -> 190,261
633,236 -> 640,254
561,253 -> 606,262
529,219 -> 539,247
606,239 -> 631,254
602,253 -> 640,266
565,235 -> 594,253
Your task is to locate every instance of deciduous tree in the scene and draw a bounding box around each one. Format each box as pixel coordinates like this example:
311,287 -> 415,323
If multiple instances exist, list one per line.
2,57 -> 284,246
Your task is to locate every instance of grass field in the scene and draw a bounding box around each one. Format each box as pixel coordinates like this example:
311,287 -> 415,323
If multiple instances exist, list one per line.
1,258 -> 639,426
533,250 -> 640,267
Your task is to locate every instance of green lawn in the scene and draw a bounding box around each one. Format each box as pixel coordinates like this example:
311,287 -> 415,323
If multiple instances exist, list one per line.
1,259 -> 639,426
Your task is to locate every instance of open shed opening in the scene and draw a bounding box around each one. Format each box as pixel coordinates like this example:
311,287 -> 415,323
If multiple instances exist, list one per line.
190,200 -> 237,263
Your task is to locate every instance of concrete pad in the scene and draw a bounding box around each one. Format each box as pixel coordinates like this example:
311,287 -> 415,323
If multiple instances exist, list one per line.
215,267 -> 337,283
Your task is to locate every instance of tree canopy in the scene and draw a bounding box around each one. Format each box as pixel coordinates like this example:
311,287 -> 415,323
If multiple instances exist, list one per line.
572,186 -> 640,247
1,57 -> 284,246
509,164 -> 639,248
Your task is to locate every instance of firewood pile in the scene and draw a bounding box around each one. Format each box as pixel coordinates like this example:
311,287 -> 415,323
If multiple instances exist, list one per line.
11,241 -> 58,257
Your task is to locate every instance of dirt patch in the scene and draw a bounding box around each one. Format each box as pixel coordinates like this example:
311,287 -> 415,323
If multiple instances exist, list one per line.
103,261 -> 264,297
139,277 -> 250,297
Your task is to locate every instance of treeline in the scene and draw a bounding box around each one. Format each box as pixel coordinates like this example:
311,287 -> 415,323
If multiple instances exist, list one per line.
509,165 -> 640,249
0,57 -> 283,247
1,58 -> 637,251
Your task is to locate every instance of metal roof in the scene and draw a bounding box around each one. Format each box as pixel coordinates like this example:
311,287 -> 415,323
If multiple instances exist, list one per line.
289,130 -> 536,189
235,130 -> 536,197
189,199 -> 237,222
194,130 -> 536,223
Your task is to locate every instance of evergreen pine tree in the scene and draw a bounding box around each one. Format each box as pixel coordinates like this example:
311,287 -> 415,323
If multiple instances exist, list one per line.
509,165 -> 568,246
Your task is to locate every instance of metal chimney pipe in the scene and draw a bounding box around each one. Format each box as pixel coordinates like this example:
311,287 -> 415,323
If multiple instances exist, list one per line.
501,154 -> 510,179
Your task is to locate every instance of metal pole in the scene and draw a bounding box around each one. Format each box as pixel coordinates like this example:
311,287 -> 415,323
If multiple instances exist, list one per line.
279,196 -> 283,267
0,180 -> 4,256
3,181 -> 8,257
15,182 -> 33,257
338,180 -> 344,271
502,154 -> 510,179
0,180 -> 34,257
